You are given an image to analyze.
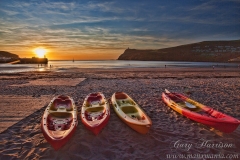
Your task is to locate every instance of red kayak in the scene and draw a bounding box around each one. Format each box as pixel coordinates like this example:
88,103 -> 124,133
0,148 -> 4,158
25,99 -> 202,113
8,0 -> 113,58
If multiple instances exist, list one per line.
41,95 -> 78,150
162,89 -> 240,133
81,92 -> 110,135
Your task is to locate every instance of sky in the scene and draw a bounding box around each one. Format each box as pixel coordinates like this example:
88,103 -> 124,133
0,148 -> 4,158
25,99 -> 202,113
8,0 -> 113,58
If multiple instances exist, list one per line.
0,0 -> 239,60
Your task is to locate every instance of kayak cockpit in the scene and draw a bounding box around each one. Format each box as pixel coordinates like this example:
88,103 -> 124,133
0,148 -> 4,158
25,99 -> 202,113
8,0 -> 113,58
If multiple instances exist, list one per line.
81,92 -> 110,135
177,101 -> 201,111
50,98 -> 73,111
85,94 -> 105,107
115,92 -> 128,99
116,100 -> 145,121
167,93 -> 202,112
84,107 -> 106,121
116,99 -> 135,106
47,112 -> 73,131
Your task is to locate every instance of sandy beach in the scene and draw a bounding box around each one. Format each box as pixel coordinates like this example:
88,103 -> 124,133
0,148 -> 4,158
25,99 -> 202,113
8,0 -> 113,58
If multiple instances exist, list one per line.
0,67 -> 240,159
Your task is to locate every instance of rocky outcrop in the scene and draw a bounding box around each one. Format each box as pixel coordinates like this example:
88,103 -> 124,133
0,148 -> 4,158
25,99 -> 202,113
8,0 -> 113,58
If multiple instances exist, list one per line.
0,51 -> 19,63
0,51 -> 19,58
118,40 -> 240,62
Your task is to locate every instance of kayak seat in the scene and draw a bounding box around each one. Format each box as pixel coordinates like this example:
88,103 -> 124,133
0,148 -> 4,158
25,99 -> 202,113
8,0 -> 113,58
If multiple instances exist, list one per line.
121,106 -> 141,120
115,92 -> 128,99
57,95 -> 70,100
116,99 -> 126,106
47,113 -> 73,131
123,100 -> 134,105
50,98 -> 73,111
86,101 -> 105,107
86,95 -> 105,107
87,96 -> 102,103
64,99 -> 74,111
121,106 -> 138,114
50,98 -> 62,111
116,99 -> 135,106
85,107 -> 105,121
88,95 -> 102,101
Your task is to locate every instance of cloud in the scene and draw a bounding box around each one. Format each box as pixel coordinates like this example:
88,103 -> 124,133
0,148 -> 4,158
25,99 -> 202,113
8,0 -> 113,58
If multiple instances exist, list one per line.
0,9 -> 19,16
0,0 -> 239,59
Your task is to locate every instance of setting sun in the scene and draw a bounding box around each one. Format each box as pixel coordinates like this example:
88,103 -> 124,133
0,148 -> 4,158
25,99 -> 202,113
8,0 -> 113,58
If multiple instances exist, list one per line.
34,48 -> 47,58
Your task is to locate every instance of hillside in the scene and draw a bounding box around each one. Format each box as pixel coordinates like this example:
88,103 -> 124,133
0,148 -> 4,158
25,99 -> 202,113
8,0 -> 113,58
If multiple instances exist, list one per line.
0,51 -> 19,58
118,40 -> 240,62
0,51 -> 19,63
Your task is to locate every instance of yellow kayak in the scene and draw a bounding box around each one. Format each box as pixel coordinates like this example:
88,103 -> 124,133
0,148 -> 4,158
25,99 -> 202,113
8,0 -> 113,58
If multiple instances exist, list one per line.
111,92 -> 152,134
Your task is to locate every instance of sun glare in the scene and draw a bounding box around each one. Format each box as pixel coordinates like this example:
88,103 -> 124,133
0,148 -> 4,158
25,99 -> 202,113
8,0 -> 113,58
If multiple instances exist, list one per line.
34,48 -> 47,58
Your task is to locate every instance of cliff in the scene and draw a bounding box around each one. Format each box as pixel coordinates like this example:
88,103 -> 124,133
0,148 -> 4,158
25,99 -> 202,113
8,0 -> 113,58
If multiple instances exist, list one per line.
0,51 -> 19,58
118,40 -> 240,62
0,51 -> 19,63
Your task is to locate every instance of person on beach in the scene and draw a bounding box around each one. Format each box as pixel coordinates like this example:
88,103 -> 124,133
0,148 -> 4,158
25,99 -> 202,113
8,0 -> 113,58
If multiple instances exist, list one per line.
212,65 -> 214,69
165,65 -> 166,68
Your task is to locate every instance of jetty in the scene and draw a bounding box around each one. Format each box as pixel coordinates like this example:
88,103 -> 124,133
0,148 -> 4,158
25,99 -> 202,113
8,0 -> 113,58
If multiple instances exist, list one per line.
19,57 -> 48,64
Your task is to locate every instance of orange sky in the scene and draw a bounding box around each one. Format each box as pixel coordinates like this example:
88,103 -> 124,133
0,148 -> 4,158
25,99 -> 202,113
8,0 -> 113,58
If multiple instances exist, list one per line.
12,48 -> 123,60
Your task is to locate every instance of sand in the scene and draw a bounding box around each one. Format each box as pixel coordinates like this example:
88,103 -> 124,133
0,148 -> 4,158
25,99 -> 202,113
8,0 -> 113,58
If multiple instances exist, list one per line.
10,78 -> 86,87
0,68 -> 240,159
0,95 -> 50,133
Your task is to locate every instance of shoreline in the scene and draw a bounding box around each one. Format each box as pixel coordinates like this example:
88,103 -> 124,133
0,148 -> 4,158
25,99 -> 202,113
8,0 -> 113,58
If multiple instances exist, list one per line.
0,60 -> 239,74
1,67 -> 240,80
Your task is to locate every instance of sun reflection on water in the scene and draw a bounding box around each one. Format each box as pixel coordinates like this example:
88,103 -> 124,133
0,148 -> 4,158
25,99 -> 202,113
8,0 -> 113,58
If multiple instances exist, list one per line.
38,68 -> 46,72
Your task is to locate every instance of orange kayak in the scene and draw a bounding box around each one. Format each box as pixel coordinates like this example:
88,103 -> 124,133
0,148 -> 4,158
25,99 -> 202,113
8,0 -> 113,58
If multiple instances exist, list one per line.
41,95 -> 78,150
162,89 -> 240,133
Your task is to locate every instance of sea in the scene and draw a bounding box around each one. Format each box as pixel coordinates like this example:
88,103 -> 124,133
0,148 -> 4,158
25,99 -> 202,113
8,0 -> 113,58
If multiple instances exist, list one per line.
0,60 -> 239,73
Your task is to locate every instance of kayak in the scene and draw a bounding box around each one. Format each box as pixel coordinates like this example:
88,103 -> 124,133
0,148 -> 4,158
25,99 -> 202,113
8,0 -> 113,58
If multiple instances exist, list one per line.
81,92 -> 110,135
111,92 -> 152,134
162,89 -> 240,133
41,95 -> 78,150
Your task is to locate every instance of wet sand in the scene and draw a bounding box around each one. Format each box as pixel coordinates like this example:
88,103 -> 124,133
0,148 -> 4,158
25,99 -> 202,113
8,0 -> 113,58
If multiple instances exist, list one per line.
0,68 -> 239,159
